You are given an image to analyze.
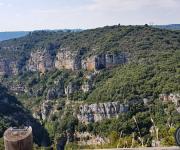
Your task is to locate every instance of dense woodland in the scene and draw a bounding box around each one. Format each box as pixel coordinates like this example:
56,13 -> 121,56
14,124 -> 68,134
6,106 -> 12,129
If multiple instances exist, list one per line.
0,25 -> 180,149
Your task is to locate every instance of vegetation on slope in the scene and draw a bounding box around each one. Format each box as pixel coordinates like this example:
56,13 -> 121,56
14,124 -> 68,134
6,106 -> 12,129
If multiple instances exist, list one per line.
0,85 -> 51,147
0,25 -> 180,148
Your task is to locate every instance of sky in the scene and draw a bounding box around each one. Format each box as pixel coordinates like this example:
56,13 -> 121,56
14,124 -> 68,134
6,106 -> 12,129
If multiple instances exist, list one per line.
0,0 -> 179,31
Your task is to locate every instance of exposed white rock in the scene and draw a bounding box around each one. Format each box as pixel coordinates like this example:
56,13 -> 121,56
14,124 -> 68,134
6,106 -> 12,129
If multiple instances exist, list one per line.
77,102 -> 129,123
75,132 -> 108,145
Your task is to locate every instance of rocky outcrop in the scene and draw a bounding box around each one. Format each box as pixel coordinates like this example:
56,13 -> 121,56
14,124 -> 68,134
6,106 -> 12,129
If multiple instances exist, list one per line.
81,81 -> 93,93
159,93 -> 180,113
0,58 -> 19,76
82,52 -> 127,71
65,82 -> 80,95
77,102 -> 129,123
75,132 -> 108,145
82,54 -> 106,71
33,100 -> 54,121
159,93 -> 180,106
9,83 -> 27,95
46,86 -> 64,100
1,47 -> 127,75
55,48 -> 81,71
41,100 -> 53,120
55,49 -> 127,72
27,49 -> 54,73
33,100 -> 64,121
105,52 -> 127,68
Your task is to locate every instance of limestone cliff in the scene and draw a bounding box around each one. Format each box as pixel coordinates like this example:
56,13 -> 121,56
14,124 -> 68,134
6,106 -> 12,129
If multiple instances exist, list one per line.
27,49 -> 54,73
77,102 -> 129,123
82,52 -> 127,71
55,48 -> 81,70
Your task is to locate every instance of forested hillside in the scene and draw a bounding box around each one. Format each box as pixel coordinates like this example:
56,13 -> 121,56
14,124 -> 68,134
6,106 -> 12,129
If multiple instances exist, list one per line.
0,25 -> 179,149
0,85 -> 50,149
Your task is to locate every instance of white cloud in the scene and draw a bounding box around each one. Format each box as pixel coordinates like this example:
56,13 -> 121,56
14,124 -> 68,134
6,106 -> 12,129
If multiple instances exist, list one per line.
87,0 -> 180,11
0,0 -> 179,31
0,2 -> 4,6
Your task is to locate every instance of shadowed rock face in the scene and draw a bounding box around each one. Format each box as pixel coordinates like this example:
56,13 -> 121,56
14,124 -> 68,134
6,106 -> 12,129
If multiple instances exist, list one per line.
82,52 -> 127,71
0,85 -> 51,147
0,59 -> 19,76
105,53 -> 127,68
77,102 -> 129,123
27,49 -> 54,73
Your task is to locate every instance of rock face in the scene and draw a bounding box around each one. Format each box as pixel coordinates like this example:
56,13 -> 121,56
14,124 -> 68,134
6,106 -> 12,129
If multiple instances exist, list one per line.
81,81 -> 92,93
55,49 -> 127,72
65,82 -> 80,95
40,100 -> 53,121
27,49 -> 54,73
1,47 -> 127,75
55,48 -> 81,71
9,83 -> 27,94
33,100 -> 53,121
159,93 -> 180,106
77,102 -> 129,123
46,86 -> 64,100
75,132 -> 108,145
82,52 -> 127,71
0,58 -> 19,76
159,93 -> 180,113
105,52 -> 127,68
82,54 -> 106,71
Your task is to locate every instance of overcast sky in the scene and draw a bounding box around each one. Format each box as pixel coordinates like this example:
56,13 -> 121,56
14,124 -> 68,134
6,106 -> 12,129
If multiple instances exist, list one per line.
0,0 -> 179,31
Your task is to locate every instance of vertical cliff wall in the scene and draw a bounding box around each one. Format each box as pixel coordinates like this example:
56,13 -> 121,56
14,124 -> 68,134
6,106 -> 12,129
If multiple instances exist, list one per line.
55,48 -> 81,71
27,49 -> 54,73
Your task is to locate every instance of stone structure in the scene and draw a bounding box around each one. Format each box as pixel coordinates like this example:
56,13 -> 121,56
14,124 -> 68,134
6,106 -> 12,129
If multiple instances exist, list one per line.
4,126 -> 33,150
77,102 -> 129,123
27,49 -> 54,73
